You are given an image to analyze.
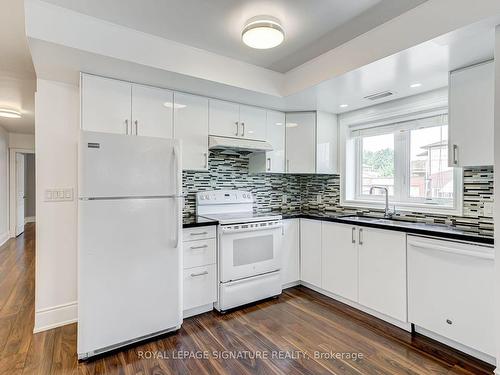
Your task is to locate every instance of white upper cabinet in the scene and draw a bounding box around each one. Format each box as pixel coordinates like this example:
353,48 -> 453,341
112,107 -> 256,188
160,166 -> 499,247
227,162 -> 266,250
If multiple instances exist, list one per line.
300,219 -> 322,288
357,227 -> 407,322
131,84 -> 173,139
209,99 -> 266,140
239,105 -> 266,141
316,111 -> 338,174
173,92 -> 209,171
81,74 -> 132,135
321,222 -> 358,302
208,99 -> 240,138
449,61 -> 494,167
286,112 -> 316,174
248,110 -> 286,173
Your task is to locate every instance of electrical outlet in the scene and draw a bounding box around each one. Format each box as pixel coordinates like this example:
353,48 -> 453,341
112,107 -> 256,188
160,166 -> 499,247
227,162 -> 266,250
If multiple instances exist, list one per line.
282,194 -> 287,204
317,195 -> 322,204
483,202 -> 494,218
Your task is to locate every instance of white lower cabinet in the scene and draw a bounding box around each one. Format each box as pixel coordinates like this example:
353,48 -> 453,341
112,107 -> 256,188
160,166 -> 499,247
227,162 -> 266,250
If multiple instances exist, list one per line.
280,219 -> 300,286
321,222 -> 358,302
357,228 -> 407,322
300,219 -> 322,288
182,226 -> 217,317
408,236 -> 495,357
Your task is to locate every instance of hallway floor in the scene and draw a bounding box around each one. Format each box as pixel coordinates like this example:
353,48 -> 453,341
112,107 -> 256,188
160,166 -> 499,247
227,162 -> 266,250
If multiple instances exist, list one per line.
0,224 -> 494,374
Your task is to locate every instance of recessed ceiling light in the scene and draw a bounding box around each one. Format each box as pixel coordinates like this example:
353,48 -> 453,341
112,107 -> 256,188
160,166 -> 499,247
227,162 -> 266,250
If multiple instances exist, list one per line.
339,104 -> 349,108
242,16 -> 284,49
410,83 -> 422,88
163,102 -> 186,109
0,109 -> 21,118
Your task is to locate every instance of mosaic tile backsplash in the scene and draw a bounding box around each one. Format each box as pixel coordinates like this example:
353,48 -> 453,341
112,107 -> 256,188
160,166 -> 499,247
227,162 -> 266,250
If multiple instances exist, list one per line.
183,150 -> 494,237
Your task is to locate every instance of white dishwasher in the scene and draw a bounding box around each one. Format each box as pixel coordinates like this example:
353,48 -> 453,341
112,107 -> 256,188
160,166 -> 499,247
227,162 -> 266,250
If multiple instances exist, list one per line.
407,235 -> 495,359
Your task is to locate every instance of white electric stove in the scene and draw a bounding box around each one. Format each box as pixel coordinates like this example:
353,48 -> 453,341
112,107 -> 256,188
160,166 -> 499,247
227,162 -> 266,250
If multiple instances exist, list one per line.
196,190 -> 283,312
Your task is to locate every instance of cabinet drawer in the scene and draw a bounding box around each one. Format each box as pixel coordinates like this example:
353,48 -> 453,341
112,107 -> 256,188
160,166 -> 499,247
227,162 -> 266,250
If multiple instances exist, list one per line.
183,264 -> 217,311
183,239 -> 216,269
183,226 -> 216,241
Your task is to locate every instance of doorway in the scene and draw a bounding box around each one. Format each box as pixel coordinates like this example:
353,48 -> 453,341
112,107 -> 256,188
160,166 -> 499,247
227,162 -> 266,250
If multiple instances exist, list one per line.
9,149 -> 35,237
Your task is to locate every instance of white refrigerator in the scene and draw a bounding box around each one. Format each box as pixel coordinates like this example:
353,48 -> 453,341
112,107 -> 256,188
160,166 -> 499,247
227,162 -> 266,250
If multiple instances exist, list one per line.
77,130 -> 183,359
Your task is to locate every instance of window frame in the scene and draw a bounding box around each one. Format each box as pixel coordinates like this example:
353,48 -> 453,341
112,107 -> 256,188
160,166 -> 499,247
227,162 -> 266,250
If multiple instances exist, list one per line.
340,97 -> 463,216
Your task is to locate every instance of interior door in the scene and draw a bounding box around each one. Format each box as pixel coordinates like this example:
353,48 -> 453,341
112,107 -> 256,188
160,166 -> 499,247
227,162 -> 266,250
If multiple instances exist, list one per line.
132,84 -> 173,139
16,153 -> 25,236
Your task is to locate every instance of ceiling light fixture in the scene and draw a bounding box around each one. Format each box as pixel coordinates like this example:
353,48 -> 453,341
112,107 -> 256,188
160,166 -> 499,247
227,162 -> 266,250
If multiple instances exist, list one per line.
410,83 -> 422,88
339,104 -> 349,108
0,109 -> 21,118
242,16 -> 284,49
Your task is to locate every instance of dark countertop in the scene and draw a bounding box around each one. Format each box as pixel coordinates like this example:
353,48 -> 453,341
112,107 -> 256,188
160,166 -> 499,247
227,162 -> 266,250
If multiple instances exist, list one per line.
282,211 -> 494,245
183,210 -> 493,245
183,216 -> 218,228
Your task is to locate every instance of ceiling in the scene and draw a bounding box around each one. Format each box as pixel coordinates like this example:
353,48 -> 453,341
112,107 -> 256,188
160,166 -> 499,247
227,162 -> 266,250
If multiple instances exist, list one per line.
0,0 -> 36,134
41,0 -> 428,73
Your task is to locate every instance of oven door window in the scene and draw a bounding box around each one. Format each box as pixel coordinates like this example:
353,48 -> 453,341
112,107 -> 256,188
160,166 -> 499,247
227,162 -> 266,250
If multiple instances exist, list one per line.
233,234 -> 274,266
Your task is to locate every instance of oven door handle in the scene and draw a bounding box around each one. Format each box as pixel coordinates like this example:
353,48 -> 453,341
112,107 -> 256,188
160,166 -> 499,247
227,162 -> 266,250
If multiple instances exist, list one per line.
220,222 -> 282,234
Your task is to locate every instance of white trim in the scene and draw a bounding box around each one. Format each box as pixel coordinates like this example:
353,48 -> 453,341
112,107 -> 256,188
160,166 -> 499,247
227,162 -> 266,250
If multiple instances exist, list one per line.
34,301 -> 78,333
339,90 -> 464,216
300,282 -> 412,332
24,216 -> 35,224
0,231 -> 9,247
414,326 -> 496,366
183,303 -> 214,319
283,280 -> 300,289
9,148 -> 35,238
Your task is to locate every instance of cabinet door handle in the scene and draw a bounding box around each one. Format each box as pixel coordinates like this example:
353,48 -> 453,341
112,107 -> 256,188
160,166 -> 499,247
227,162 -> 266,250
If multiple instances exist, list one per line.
234,121 -> 239,136
241,122 -> 245,137
266,158 -> 271,172
203,152 -> 208,169
190,271 -> 209,277
134,120 -> 138,136
190,231 -> 208,236
125,119 -> 129,135
452,144 -> 458,165
189,245 -> 208,250
358,228 -> 363,245
351,227 -> 356,244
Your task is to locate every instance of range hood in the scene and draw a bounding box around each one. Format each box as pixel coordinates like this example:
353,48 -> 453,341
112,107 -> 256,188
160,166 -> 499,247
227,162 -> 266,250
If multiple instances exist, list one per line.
208,136 -> 273,152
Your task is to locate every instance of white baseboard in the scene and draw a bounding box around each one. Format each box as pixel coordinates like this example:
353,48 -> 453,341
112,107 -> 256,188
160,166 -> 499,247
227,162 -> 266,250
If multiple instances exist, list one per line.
300,282 -> 412,332
25,216 -> 36,224
0,231 -> 9,248
34,301 -> 78,333
283,280 -> 300,289
183,303 -> 214,319
415,326 -> 496,366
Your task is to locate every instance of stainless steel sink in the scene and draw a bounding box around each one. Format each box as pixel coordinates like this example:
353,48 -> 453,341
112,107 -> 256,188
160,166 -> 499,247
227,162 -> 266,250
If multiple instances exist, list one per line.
340,215 -> 401,225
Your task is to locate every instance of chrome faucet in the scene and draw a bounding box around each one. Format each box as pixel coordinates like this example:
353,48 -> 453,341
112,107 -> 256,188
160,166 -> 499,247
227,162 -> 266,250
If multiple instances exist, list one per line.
369,186 -> 394,218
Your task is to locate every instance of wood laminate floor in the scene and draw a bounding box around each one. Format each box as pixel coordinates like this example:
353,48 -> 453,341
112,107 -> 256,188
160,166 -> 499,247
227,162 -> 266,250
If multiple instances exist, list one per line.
0,223 -> 495,374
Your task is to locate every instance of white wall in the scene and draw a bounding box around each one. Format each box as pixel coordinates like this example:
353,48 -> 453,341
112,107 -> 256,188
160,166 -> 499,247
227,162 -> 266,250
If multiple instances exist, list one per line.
34,79 -> 79,332
0,126 -> 9,246
9,133 -> 35,150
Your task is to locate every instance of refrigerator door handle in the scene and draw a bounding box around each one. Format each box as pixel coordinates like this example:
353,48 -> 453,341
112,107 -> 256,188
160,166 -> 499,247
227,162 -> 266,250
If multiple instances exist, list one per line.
172,142 -> 182,196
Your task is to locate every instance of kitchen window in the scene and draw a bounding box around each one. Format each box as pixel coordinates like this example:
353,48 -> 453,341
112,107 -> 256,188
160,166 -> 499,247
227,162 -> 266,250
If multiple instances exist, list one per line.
343,113 -> 463,214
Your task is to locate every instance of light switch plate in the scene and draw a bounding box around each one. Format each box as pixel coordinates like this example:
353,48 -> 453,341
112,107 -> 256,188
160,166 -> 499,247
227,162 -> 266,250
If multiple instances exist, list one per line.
45,188 -> 74,202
